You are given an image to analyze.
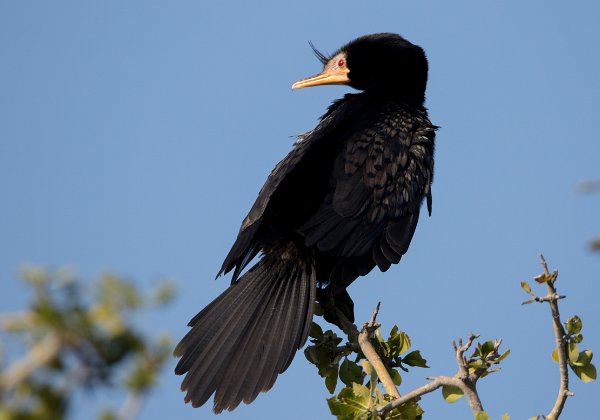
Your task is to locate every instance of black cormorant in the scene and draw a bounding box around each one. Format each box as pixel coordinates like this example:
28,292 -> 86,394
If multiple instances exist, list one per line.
175,33 -> 436,413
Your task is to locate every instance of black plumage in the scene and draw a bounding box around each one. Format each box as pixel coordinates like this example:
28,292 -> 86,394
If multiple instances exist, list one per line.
175,33 -> 437,413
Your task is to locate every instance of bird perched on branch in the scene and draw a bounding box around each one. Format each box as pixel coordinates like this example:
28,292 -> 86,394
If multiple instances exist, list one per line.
175,33 -> 436,413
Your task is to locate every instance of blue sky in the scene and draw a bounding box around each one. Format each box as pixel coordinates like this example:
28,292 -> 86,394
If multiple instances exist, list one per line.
1,1 -> 599,419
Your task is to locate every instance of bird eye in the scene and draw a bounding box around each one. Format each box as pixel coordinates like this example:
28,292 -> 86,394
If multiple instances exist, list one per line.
337,59 -> 345,68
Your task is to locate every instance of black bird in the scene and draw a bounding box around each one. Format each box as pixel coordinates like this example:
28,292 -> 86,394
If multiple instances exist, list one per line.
175,33 -> 436,413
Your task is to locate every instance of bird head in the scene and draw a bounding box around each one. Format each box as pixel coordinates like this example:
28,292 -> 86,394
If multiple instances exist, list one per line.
292,33 -> 428,106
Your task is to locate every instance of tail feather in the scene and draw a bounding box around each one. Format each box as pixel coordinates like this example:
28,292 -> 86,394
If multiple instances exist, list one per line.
215,266 -> 294,409
238,268 -> 294,403
181,277 -> 274,407
175,245 -> 316,413
174,263 -> 270,375
246,265 -> 303,400
214,284 -> 279,409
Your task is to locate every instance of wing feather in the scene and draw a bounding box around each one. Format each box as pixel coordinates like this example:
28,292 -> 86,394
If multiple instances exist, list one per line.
299,102 -> 435,285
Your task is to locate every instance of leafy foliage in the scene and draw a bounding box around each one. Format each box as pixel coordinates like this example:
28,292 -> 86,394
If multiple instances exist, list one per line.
441,340 -> 510,405
0,268 -> 175,419
551,316 -> 597,383
520,270 -> 597,384
305,311 -> 428,420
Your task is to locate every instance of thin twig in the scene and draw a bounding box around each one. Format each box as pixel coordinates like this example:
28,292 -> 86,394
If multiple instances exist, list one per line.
453,333 -> 479,379
539,255 -> 571,420
529,294 -> 566,303
356,303 -> 401,399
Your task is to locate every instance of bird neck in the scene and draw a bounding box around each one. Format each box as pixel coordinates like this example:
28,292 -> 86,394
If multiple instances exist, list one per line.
362,88 -> 426,108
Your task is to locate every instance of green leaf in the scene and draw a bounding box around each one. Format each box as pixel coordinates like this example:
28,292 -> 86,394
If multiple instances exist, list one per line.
441,384 -> 464,403
361,360 -> 374,377
352,382 -> 372,404
390,368 -> 402,386
565,316 -> 582,335
573,349 -> 593,367
534,271 -> 557,284
325,365 -> 339,394
495,349 -> 511,364
323,329 -> 343,346
386,402 -> 424,420
501,414 -> 510,420
304,345 -> 330,367
475,412 -> 490,420
376,328 -> 391,356
467,359 -> 486,371
571,362 -> 597,383
339,358 -> 363,387
568,343 -> 580,365
387,330 -> 402,354
520,281 -> 532,294
402,350 -> 429,368
327,384 -> 373,418
309,322 -> 323,340
398,332 -> 411,355
327,391 -> 362,417
479,341 -> 495,358
551,347 -> 558,363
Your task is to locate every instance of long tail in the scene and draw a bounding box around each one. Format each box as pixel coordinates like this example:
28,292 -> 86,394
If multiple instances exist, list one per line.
174,244 -> 316,413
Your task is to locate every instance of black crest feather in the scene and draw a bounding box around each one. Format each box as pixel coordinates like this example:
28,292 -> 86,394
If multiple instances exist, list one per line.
308,41 -> 329,65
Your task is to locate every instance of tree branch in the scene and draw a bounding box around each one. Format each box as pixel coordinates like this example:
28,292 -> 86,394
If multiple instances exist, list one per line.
118,391 -> 144,420
378,334 -> 485,417
0,333 -> 61,390
356,303 -> 401,399
334,308 -> 360,352
0,311 -> 35,331
453,333 -> 479,379
538,255 -> 572,420
378,375 -> 482,417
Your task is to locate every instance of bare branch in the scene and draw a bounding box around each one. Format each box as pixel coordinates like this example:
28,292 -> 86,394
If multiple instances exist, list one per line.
453,333 -> 479,379
378,375 -> 483,417
537,255 -> 571,420
0,333 -> 61,390
357,303 -> 401,399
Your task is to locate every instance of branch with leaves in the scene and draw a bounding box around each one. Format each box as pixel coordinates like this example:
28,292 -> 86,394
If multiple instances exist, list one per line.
0,268 -> 175,420
378,334 -> 509,419
307,255 -> 595,419
520,255 -> 596,420
306,303 -> 508,419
